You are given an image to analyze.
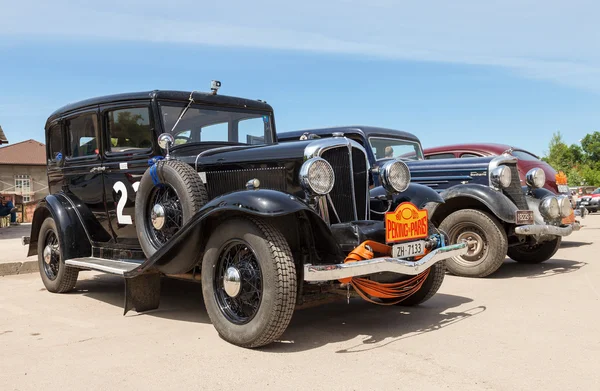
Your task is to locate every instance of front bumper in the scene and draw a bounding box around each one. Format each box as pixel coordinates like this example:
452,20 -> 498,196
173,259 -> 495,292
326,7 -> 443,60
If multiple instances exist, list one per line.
303,242 -> 468,282
514,224 -> 574,237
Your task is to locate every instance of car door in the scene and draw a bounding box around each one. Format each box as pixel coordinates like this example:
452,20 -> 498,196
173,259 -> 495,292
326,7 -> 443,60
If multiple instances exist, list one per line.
62,108 -> 113,243
100,102 -> 156,247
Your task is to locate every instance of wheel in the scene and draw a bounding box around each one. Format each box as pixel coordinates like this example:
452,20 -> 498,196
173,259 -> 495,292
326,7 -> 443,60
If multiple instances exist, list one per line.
37,217 -> 79,293
378,223 -> 446,306
135,159 -> 208,258
201,217 -> 297,348
507,237 -> 561,264
439,209 -> 508,278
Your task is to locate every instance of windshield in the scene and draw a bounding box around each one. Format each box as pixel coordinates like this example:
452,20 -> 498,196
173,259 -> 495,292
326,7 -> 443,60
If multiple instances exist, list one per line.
368,137 -> 423,161
593,189 -> 600,194
159,103 -> 274,146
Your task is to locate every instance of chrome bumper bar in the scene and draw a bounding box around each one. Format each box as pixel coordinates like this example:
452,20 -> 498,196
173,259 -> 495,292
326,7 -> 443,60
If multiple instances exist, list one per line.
514,224 -> 574,237
303,242 -> 468,282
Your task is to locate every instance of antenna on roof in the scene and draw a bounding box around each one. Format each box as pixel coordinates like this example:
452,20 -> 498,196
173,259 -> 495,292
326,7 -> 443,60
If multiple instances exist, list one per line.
210,80 -> 221,95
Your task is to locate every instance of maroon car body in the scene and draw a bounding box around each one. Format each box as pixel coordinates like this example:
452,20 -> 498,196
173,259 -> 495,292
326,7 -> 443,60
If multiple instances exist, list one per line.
423,143 -> 565,194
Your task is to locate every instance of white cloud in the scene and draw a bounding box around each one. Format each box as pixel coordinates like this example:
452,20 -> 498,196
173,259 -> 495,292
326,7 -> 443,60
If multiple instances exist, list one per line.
2,0 -> 599,90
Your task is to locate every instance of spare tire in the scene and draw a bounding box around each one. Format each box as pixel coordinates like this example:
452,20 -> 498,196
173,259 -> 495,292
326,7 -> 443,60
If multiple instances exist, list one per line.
135,159 -> 208,258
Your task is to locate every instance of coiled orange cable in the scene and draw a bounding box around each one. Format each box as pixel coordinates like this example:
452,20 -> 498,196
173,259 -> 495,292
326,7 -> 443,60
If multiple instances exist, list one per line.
339,240 -> 430,305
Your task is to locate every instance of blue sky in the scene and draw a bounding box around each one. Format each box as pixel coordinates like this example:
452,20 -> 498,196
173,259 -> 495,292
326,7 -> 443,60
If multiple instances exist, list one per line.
1,0 -> 598,156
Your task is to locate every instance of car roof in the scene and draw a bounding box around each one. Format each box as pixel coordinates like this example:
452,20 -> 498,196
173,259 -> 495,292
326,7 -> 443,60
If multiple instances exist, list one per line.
46,90 -> 273,124
423,143 -> 539,158
278,126 -> 421,144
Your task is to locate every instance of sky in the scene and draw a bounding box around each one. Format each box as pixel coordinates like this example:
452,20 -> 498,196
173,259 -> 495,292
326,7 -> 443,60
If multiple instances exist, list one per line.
1,0 -> 598,156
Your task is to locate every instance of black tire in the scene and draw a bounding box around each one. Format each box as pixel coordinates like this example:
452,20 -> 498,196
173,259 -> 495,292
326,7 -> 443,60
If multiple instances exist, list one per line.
439,209 -> 508,278
135,159 -> 208,258
507,237 -> 561,264
38,217 -> 79,293
201,217 -> 297,348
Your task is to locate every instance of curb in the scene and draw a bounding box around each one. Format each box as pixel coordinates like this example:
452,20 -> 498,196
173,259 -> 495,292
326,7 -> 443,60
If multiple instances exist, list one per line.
0,261 -> 38,276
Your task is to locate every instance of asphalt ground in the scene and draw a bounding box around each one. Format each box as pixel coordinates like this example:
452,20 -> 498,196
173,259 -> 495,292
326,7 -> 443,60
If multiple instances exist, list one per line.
0,216 -> 598,390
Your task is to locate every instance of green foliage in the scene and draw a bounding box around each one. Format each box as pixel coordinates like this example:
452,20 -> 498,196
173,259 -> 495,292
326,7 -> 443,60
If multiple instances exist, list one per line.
543,131 -> 600,187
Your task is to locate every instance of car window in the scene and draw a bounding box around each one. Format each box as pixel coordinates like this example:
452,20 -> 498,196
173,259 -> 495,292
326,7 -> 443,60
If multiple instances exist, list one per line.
425,153 -> 455,160
47,123 -> 63,162
238,117 -> 267,144
512,150 -> 539,161
66,113 -> 99,158
368,137 -> 423,161
460,153 -> 480,158
106,107 -> 153,153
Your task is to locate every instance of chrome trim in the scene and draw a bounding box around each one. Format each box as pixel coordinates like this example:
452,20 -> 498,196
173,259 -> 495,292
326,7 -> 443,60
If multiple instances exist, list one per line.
488,154 -> 517,190
65,258 -> 141,275
304,137 -> 370,222
317,195 -> 331,224
514,224 -> 573,237
299,157 -> 335,195
379,159 -> 411,193
526,167 -> 546,189
304,242 -> 468,282
348,141 -> 358,220
490,165 -> 511,189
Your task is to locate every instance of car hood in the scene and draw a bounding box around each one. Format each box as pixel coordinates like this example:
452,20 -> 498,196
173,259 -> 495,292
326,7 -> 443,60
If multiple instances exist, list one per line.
171,141 -> 313,169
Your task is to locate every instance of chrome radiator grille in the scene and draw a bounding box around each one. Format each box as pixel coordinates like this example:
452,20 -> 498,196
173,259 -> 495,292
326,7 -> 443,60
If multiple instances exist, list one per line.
320,145 -> 368,222
502,164 -> 529,210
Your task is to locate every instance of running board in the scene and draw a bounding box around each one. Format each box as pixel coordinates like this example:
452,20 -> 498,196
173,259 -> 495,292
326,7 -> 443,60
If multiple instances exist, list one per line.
65,258 -> 144,276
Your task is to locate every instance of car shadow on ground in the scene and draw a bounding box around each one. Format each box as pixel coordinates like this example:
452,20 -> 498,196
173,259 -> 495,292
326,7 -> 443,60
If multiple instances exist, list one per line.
73,274 -> 211,324
263,293 -> 485,353
560,241 -> 593,249
72,273 -> 482,352
489,258 -> 587,279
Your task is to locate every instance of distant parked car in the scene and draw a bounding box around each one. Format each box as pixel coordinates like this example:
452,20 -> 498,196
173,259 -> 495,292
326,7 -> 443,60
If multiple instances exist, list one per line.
423,143 -> 569,195
577,188 -> 600,213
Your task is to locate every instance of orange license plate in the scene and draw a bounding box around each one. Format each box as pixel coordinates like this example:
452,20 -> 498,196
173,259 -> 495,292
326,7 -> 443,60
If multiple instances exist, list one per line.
385,202 -> 428,243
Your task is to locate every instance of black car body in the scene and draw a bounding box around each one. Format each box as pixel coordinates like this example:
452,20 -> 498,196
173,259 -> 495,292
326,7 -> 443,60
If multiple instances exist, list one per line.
280,126 -> 578,278
27,89 -> 467,348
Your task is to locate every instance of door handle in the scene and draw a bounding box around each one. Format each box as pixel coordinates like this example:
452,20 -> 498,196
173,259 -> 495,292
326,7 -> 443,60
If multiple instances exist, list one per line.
90,166 -> 106,173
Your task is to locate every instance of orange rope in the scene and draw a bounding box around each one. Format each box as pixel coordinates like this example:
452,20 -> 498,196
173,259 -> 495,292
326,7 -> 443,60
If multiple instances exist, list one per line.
340,240 -> 430,305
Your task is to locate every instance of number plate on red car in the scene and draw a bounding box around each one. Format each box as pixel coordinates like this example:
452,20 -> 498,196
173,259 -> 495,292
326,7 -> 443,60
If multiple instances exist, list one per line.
515,210 -> 534,225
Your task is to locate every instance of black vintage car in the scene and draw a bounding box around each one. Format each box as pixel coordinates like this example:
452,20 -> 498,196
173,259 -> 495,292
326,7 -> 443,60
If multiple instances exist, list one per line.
26,86 -> 467,348
280,126 -> 579,278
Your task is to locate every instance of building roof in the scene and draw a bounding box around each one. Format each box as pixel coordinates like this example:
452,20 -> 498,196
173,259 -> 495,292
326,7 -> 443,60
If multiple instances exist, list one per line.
0,139 -> 46,165
0,126 -> 8,145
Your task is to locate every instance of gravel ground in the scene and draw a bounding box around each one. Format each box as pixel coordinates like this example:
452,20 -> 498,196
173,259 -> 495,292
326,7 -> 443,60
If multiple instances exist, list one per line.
1,216 -> 598,390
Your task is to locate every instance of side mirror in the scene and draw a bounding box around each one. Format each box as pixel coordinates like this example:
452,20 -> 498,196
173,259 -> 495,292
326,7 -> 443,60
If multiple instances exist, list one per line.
158,133 -> 174,159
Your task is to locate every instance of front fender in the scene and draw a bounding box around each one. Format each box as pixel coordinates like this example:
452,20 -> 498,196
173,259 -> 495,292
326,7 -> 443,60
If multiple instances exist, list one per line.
125,189 -> 341,276
28,194 -> 96,259
370,183 -> 444,220
430,184 -> 519,223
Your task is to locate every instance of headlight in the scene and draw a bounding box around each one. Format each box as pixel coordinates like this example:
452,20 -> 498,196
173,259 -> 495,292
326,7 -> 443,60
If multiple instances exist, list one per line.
491,165 -> 511,188
539,196 -> 560,220
526,168 -> 545,188
299,157 -> 335,195
380,159 -> 411,193
557,195 -> 572,218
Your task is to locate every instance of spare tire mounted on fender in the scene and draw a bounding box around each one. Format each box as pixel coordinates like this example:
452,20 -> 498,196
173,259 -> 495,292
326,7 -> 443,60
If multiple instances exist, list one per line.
135,159 -> 208,258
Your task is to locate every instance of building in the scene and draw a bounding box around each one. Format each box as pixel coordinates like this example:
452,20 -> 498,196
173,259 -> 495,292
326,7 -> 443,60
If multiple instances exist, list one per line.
0,139 -> 48,221
0,126 -> 8,145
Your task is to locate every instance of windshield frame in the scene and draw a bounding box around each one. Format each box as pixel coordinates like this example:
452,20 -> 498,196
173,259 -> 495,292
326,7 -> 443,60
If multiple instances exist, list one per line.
368,136 -> 424,161
157,101 -> 277,147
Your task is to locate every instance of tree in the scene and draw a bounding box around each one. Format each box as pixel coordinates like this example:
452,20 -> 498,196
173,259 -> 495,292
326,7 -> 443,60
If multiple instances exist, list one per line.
542,131 -> 600,187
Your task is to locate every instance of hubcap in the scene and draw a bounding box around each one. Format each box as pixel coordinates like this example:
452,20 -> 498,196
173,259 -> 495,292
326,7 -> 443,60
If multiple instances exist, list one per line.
43,245 -> 53,265
151,204 -> 166,230
223,266 -> 242,297
458,231 -> 484,258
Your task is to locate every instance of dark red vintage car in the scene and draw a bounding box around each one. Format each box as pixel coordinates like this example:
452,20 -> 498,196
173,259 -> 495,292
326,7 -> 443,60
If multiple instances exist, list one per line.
423,143 -> 569,195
